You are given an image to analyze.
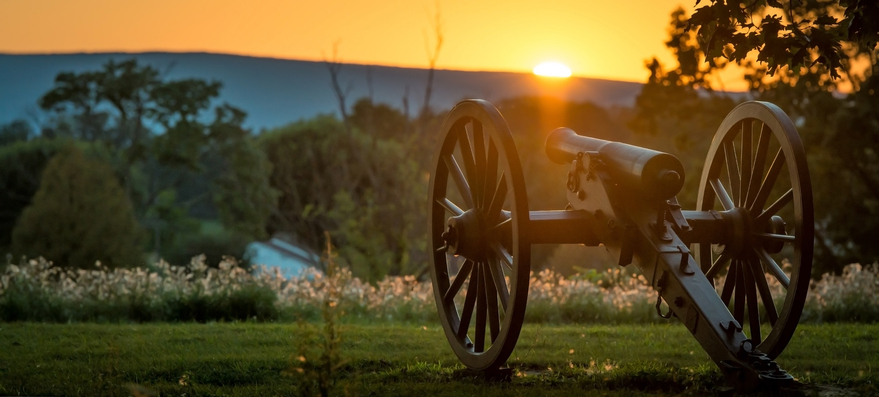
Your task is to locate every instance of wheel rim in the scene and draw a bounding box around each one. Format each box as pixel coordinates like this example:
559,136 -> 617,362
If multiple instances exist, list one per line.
428,99 -> 530,370
695,101 -> 813,359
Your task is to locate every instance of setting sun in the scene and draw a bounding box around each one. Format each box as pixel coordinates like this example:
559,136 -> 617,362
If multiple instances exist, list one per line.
533,61 -> 572,78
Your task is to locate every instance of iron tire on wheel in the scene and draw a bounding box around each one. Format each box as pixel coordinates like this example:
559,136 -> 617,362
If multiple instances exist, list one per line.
427,99 -> 530,371
695,101 -> 813,359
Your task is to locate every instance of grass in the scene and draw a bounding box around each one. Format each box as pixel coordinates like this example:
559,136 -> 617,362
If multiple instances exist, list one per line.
1,322 -> 877,396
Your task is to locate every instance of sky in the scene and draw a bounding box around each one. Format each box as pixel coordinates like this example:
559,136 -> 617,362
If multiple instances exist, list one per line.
0,0 -> 748,90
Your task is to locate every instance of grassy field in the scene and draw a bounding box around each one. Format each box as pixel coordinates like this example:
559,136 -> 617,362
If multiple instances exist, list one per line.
1,322 -> 877,396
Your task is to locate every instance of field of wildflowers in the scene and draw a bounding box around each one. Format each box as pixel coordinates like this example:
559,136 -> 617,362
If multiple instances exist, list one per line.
1,255 -> 877,324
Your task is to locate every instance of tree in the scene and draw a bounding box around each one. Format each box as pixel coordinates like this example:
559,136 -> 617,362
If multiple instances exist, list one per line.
628,8 -> 738,208
744,58 -> 879,270
688,1 -> 879,270
349,98 -> 409,141
0,120 -> 33,146
39,70 -> 110,143
0,138 -> 83,250
36,59 -> 278,262
636,3 -> 879,272
11,145 -> 144,269
629,8 -> 731,133
260,112 -> 425,281
210,126 -> 278,240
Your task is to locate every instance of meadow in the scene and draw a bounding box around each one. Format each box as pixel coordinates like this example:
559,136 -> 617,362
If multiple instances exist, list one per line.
2,257 -> 878,395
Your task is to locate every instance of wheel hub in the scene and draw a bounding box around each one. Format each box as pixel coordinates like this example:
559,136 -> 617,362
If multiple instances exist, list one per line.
721,207 -> 790,258
721,207 -> 752,257
443,210 -> 488,261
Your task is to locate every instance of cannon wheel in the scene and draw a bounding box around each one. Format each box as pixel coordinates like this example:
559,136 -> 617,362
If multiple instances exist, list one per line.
695,101 -> 813,359
427,99 -> 531,371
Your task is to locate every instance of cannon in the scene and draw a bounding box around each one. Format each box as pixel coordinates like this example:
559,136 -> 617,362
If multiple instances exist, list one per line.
427,99 -> 812,391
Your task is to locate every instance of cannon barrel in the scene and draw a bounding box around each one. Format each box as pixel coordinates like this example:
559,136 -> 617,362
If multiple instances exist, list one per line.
545,128 -> 685,200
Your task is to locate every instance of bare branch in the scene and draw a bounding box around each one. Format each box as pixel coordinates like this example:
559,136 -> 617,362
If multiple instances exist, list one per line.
323,40 -> 352,134
420,1 -> 444,120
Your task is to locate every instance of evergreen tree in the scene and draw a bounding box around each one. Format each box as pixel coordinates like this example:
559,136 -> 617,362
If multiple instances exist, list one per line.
11,145 -> 144,269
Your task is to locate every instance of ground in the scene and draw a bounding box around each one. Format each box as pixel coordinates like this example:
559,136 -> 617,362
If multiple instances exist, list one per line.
1,322 -> 876,396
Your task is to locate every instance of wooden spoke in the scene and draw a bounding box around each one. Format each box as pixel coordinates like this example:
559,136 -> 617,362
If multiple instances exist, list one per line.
748,259 -> 779,326
706,251 -> 732,280
486,174 -> 508,223
746,124 -> 771,207
444,260 -> 474,303
744,261 -> 761,342
443,155 -> 475,209
484,139 -> 498,212
487,258 -> 509,310
755,247 -> 790,289
490,242 -> 514,271
756,188 -> 793,223
740,121 -> 752,207
749,148 -> 785,212
756,233 -> 795,242
456,264 -> 479,342
698,243 -> 713,276
437,198 -> 464,216
720,261 -> 738,306
487,217 -> 511,233
724,139 -> 741,204
457,124 -> 479,205
711,178 -> 736,211
474,265 -> 487,352
734,261 -> 746,326
483,263 -> 501,342
472,123 -> 486,209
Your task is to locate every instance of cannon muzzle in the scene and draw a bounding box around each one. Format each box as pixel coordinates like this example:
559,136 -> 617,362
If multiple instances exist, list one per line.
545,128 -> 684,200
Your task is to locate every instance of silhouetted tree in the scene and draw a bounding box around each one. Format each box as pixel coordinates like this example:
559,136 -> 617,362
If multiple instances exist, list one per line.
687,0 -> 879,80
11,145 -> 144,269
634,3 -> 879,272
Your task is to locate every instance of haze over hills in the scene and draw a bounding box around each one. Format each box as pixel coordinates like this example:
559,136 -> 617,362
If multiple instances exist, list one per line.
0,52 -> 647,131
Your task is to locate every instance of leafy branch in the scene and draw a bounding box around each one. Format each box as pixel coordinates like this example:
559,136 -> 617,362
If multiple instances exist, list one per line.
688,0 -> 879,79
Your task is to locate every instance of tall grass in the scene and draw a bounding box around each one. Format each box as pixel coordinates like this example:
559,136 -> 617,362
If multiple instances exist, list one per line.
1,256 -> 877,324
281,235 -> 351,396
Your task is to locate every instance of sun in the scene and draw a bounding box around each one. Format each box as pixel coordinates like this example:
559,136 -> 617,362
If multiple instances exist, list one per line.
533,61 -> 572,78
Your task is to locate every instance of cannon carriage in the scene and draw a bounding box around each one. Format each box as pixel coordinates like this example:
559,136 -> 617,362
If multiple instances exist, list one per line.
427,99 -> 812,391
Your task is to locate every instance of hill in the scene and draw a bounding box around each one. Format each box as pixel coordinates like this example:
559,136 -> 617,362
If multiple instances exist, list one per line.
0,52 -> 645,131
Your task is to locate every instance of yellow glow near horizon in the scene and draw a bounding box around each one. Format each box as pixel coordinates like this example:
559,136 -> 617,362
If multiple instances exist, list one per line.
533,61 -> 572,78
0,0 -> 761,89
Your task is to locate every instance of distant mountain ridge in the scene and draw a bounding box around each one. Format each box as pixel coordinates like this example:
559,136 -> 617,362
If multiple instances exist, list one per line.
0,52 -> 646,131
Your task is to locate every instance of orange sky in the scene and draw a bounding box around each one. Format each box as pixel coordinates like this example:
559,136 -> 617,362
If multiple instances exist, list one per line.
0,0 -> 749,90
